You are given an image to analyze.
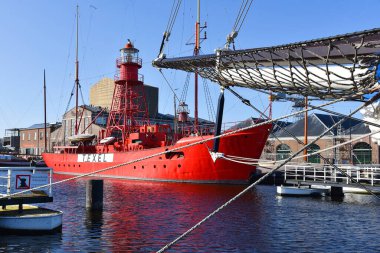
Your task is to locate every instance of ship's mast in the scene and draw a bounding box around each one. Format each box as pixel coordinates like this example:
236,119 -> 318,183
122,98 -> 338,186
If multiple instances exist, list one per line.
193,0 -> 200,132
44,69 -> 47,152
74,5 -> 80,135
304,96 -> 308,162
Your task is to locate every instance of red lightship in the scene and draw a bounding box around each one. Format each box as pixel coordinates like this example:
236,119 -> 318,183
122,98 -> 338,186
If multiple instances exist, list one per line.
42,41 -> 272,184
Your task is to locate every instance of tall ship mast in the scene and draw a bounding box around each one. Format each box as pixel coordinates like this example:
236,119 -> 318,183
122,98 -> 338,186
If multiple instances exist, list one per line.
193,0 -> 200,132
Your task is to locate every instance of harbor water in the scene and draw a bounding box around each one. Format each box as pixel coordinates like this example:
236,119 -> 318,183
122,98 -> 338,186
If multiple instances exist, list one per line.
0,174 -> 378,252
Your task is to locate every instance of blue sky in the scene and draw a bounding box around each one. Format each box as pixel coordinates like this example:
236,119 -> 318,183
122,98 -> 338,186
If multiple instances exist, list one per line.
1,0 -> 380,137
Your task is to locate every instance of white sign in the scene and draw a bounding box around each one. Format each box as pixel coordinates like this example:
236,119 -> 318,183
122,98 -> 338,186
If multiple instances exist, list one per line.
10,172 -> 49,194
77,153 -> 114,163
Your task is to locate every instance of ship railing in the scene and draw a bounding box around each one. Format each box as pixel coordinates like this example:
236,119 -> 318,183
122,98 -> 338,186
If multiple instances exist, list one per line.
116,56 -> 142,66
178,124 -> 215,137
114,71 -> 144,83
223,119 -> 267,131
177,119 -> 263,137
284,164 -> 380,186
0,167 -> 53,197
53,145 -> 79,154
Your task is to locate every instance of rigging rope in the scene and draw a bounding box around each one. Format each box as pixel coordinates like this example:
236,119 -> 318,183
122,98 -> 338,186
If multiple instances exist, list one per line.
158,69 -> 181,103
202,78 -> 216,122
226,0 -> 254,49
158,0 -> 183,57
224,127 -> 380,165
64,83 -> 76,114
179,72 -> 191,103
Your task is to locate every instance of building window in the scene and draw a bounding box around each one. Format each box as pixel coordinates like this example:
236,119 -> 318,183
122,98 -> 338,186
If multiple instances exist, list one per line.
34,132 -> 37,140
71,119 -> 75,136
22,133 -> 25,141
84,117 -> 89,134
307,144 -> 320,163
28,133 -> 31,141
353,142 -> 372,165
40,132 -> 43,140
276,144 -> 291,161
63,120 -> 68,137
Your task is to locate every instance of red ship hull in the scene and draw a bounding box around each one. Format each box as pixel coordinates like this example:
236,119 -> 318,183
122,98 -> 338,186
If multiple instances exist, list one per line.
42,125 -> 271,184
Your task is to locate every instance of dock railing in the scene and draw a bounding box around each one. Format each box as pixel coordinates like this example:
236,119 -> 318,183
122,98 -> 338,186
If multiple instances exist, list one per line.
0,167 -> 53,197
284,164 -> 380,186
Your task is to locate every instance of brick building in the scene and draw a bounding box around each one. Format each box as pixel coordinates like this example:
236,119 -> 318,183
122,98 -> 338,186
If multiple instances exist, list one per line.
19,123 -> 61,155
50,105 -> 108,147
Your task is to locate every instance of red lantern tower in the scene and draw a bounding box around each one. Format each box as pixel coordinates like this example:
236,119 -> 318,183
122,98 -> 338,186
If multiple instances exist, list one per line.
106,40 -> 149,145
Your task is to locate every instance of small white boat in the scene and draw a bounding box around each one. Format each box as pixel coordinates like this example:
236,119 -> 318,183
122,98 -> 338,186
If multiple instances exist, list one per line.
277,185 -> 329,196
100,136 -> 116,144
0,205 -> 62,232
68,134 -> 96,143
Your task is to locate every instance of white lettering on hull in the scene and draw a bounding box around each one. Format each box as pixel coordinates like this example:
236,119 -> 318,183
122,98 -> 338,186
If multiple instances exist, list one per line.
77,154 -> 114,163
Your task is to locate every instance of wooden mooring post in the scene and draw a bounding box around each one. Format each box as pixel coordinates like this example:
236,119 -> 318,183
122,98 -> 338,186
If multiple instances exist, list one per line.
86,180 -> 104,210
330,186 -> 344,199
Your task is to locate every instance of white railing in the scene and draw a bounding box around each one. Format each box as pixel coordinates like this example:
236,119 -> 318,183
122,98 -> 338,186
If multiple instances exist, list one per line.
0,167 -> 52,197
284,164 -> 380,186
114,72 -> 144,83
116,56 -> 142,66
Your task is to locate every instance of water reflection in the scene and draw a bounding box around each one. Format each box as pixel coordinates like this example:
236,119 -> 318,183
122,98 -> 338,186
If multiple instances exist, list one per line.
1,175 -> 378,253
0,233 -> 62,252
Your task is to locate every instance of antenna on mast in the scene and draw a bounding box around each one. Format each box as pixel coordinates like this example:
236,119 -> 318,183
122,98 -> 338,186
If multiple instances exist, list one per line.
75,5 -> 80,135
193,0 -> 207,133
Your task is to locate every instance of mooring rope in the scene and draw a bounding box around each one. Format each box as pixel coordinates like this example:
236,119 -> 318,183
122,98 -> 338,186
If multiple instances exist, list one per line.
224,127 -> 380,165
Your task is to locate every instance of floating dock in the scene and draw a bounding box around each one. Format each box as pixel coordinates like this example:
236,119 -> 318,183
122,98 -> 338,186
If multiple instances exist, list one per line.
279,164 -> 380,196
277,185 -> 329,196
0,167 -> 62,233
